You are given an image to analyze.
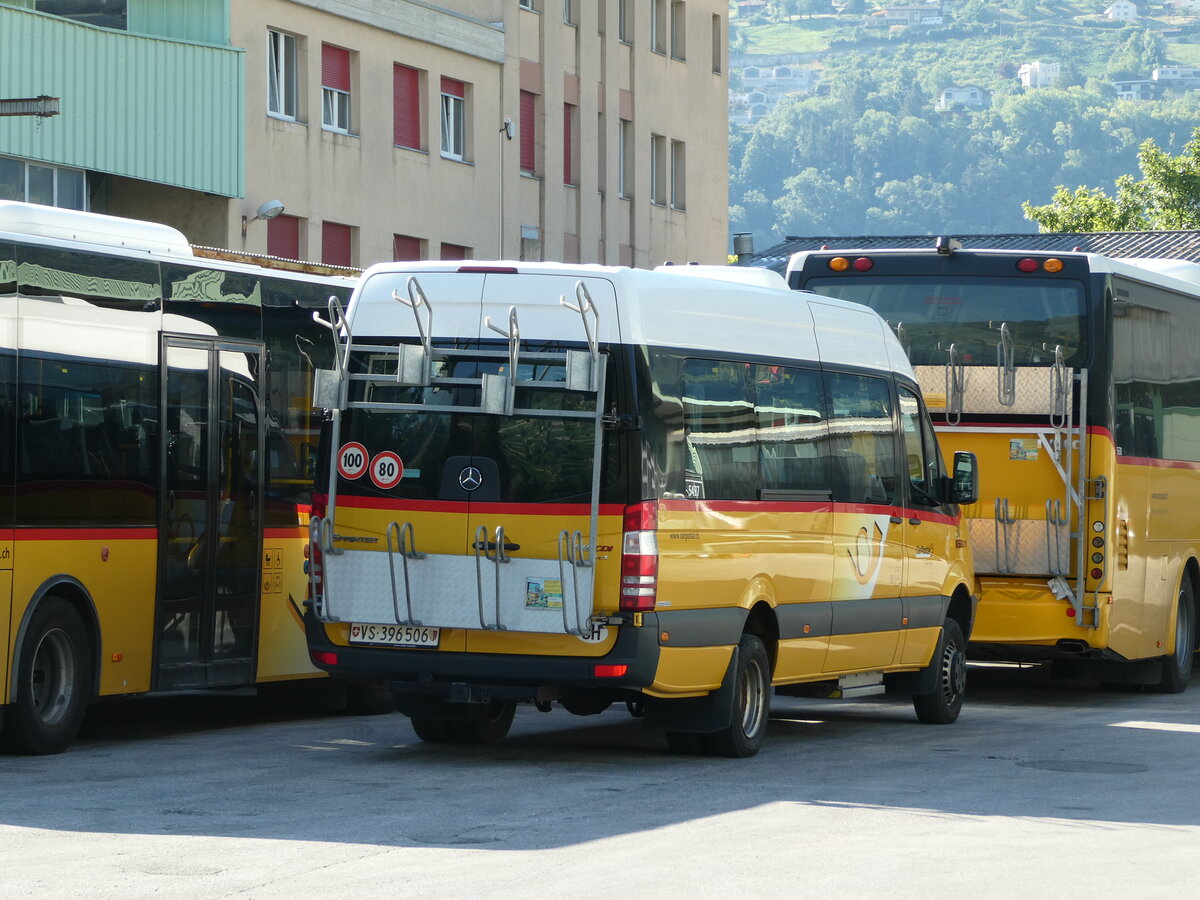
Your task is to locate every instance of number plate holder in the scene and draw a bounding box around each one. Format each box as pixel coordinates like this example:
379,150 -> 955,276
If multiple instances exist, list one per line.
348,623 -> 440,648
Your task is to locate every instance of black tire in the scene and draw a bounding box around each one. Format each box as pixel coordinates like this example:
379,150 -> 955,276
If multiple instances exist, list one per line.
1153,576 -> 1195,694
706,633 -> 771,758
446,700 -> 517,745
2,597 -> 91,755
913,618 -> 966,725
409,716 -> 454,743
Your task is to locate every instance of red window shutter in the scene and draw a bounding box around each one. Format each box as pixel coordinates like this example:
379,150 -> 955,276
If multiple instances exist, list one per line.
440,242 -> 468,261
440,77 -> 465,98
322,222 -> 352,267
322,44 -> 350,91
563,103 -> 574,185
267,215 -> 300,260
393,65 -> 420,149
393,234 -> 421,261
520,91 -> 536,173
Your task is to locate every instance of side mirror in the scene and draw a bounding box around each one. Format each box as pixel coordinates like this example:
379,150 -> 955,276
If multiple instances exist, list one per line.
948,451 -> 978,506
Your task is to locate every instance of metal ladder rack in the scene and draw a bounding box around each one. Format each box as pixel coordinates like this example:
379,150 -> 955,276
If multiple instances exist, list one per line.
309,277 -> 609,638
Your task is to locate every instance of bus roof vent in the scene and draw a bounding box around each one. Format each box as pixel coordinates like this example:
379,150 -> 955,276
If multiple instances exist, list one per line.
0,200 -> 193,257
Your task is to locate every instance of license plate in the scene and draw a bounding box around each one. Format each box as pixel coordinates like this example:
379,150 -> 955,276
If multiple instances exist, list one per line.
348,623 -> 440,648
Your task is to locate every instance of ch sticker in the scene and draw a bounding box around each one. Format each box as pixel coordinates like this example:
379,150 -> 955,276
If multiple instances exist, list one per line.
849,521 -> 887,586
370,451 -> 404,490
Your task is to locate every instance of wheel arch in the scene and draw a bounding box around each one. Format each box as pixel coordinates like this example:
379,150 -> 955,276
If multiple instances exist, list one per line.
741,599 -> 779,675
1184,557 -> 1200,653
8,576 -> 101,704
946,582 -> 975,643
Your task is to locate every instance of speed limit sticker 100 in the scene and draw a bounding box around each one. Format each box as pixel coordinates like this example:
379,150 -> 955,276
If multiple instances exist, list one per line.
370,451 -> 404,490
337,442 -> 369,480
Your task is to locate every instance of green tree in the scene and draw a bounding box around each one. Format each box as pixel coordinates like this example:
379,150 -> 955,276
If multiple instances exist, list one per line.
1023,129 -> 1200,230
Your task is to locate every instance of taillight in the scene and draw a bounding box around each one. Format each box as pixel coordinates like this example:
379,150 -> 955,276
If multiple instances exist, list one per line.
311,650 -> 338,667
621,501 -> 658,612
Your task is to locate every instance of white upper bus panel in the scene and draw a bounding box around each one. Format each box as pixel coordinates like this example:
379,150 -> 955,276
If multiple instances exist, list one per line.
651,263 -> 789,290
0,200 -> 193,257
350,261 -> 908,377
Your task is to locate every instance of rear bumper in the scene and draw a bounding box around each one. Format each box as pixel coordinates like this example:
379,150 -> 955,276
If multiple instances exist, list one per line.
304,608 -> 662,692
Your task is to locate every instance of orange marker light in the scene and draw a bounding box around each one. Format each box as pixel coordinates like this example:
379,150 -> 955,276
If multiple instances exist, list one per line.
111,652 -> 123,662
1043,258 -> 1064,273
828,257 -> 851,272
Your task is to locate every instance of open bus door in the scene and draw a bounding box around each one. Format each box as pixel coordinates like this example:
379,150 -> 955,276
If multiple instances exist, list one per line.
155,336 -> 265,689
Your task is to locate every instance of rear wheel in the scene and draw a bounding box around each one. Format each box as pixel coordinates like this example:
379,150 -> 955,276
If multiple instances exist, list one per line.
706,633 -> 771,758
446,700 -> 517,745
2,597 -> 91,755
913,618 -> 966,725
1154,576 -> 1195,694
409,716 -> 455,743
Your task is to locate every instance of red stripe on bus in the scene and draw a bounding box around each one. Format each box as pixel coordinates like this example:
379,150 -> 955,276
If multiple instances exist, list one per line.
1117,456 -> 1200,471
264,527 -> 308,539
658,498 -> 960,526
16,527 -> 158,541
330,495 -> 625,516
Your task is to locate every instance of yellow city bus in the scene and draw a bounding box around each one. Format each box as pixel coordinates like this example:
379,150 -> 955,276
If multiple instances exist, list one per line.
788,242 -> 1200,691
0,201 -> 359,754
304,261 -> 978,756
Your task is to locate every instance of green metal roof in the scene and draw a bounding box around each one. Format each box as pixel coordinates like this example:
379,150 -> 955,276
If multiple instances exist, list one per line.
0,3 -> 243,197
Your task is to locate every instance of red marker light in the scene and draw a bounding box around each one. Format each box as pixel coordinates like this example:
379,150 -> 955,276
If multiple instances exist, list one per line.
1066,608 -> 1076,618
457,265 -> 519,274
852,256 -> 874,271
1016,258 -> 1039,273
594,664 -> 629,678
1091,568 -> 1104,580
310,650 -> 339,667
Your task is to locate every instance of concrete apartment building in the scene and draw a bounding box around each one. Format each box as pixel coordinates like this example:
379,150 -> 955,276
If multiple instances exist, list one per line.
0,0 -> 730,268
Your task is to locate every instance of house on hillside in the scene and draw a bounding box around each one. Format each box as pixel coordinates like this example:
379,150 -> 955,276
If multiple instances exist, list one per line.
874,5 -> 945,26
1152,66 -> 1200,83
1104,0 -> 1138,20
735,0 -> 768,16
1169,0 -> 1200,11
936,84 -> 991,110
1018,60 -> 1060,89
1112,79 -> 1160,101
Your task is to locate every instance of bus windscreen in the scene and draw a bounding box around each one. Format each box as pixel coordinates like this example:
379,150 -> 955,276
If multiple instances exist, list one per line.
805,276 -> 1086,368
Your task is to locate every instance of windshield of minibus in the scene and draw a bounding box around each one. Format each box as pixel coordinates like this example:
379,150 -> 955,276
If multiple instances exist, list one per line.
805,276 -> 1086,368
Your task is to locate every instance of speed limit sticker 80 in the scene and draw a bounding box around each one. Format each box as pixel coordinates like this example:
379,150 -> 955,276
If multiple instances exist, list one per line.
337,442 -> 368,480
370,451 -> 404,490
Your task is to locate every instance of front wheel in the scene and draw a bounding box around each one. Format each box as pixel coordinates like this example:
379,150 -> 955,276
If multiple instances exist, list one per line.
2,597 -> 92,755
1153,576 -> 1195,694
706,633 -> 771,758
913,618 -> 966,725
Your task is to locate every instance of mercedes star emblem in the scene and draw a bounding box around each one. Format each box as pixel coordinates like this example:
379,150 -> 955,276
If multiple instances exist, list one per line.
458,466 -> 483,492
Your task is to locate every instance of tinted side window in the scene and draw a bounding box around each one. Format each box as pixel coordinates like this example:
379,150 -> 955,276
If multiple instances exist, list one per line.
824,371 -> 897,505
756,365 -> 829,495
682,359 -> 756,500
899,386 -> 942,508
17,356 -> 158,526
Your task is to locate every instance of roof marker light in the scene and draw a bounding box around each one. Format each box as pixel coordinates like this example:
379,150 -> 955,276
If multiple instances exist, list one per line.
1043,258 -> 1064,273
853,256 -> 874,272
828,257 -> 850,272
1016,258 -> 1039,273
458,265 -> 519,274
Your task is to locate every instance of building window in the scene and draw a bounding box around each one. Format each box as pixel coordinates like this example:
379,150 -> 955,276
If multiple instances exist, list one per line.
563,103 -> 577,186
597,113 -> 606,193
267,30 -> 298,120
440,242 -> 470,261
618,120 -> 632,199
321,44 -> 351,133
441,77 -> 467,161
34,1 -> 127,29
618,0 -> 631,43
650,133 -> 667,205
563,0 -> 577,25
670,1 -> 686,60
393,234 -> 424,261
0,156 -> 87,210
520,90 -> 537,174
711,14 -> 722,73
670,139 -> 685,210
519,0 -> 537,9
651,0 -> 667,54
267,214 -> 301,260
393,64 -> 422,150
322,221 -> 353,267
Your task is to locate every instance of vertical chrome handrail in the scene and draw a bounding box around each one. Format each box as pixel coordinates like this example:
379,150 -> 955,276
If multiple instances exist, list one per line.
385,521 -> 404,625
558,530 -> 575,635
473,523 -> 490,630
1050,344 -> 1068,429
492,525 -> 509,631
996,322 -> 1016,407
944,342 -> 965,426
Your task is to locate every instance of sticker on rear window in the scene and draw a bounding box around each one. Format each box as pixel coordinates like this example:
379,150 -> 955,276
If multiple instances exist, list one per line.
337,442 -> 368,480
369,451 -> 404,490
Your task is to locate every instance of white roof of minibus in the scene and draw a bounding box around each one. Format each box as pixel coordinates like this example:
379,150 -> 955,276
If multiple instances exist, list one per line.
352,260 -> 916,380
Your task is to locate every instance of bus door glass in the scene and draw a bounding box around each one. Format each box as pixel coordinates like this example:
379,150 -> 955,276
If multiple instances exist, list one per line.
823,370 -> 904,672
897,386 -> 954,599
0,241 -> 13,700
157,337 -> 264,689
